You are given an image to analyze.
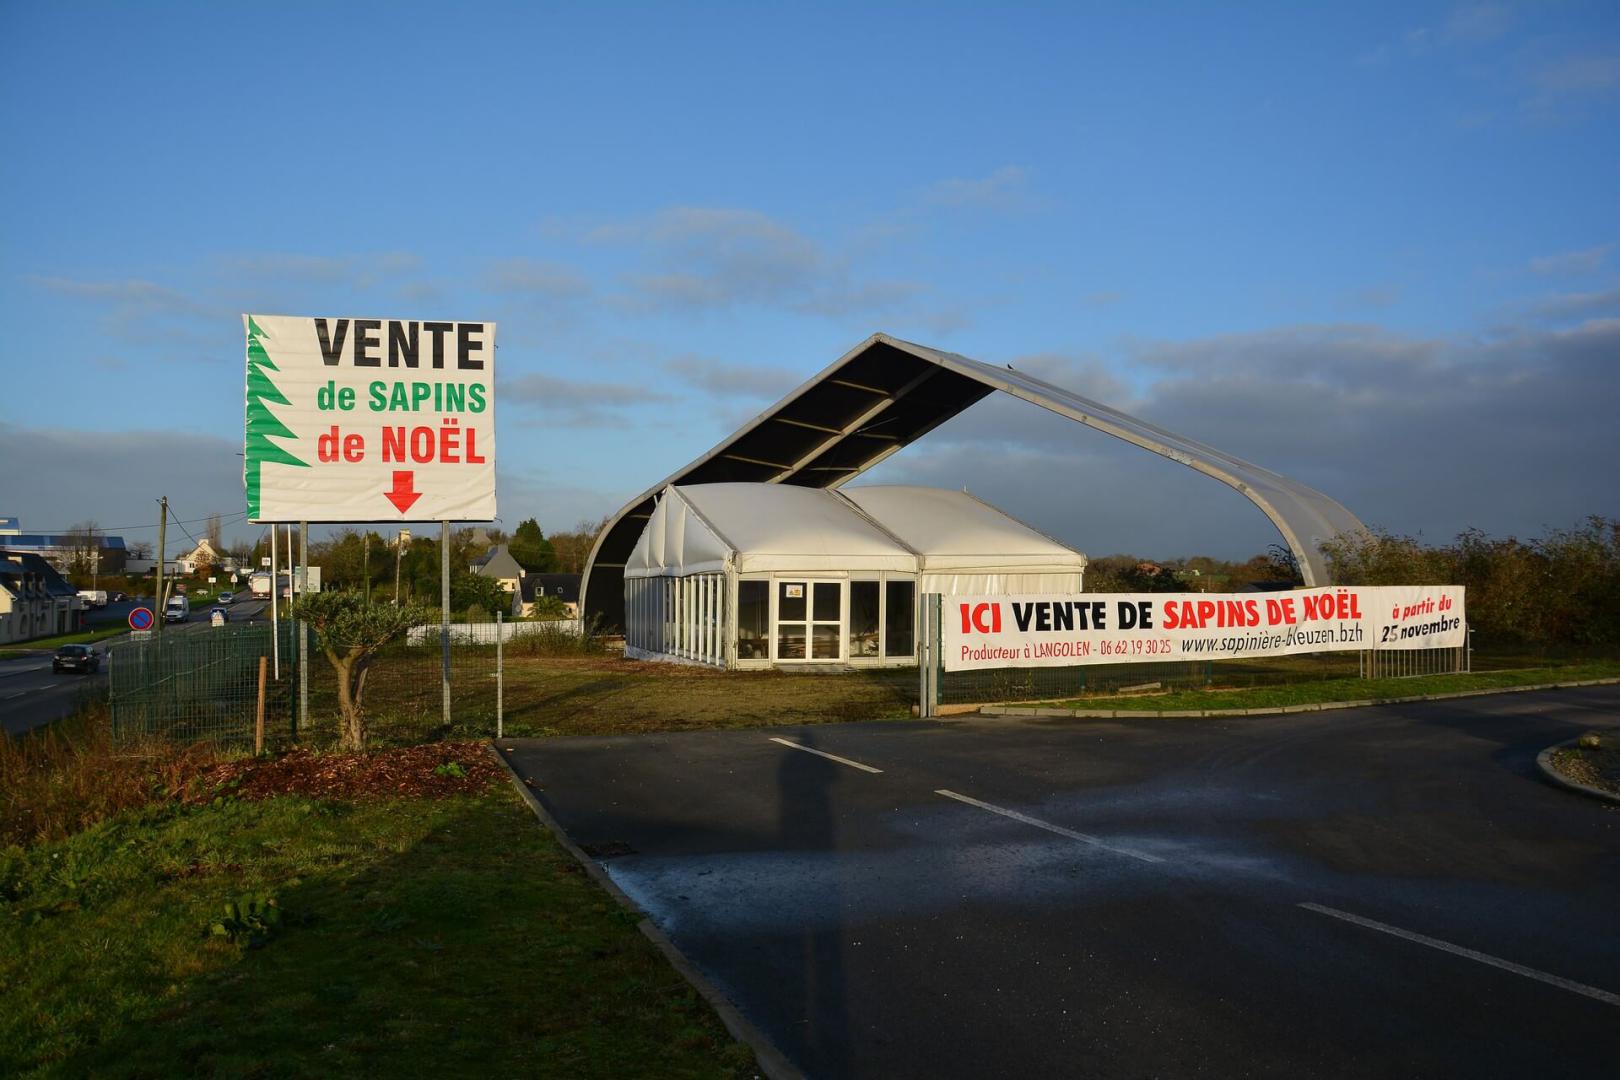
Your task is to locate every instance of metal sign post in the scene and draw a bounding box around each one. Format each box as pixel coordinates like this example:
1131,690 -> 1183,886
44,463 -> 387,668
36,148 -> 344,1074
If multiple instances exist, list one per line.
441,520 -> 451,727
269,524 -> 279,679
298,520 -> 309,739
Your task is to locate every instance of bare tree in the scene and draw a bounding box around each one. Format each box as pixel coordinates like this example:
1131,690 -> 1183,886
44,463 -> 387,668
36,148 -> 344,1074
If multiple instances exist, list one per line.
63,520 -> 100,580
128,539 -> 154,561
205,513 -> 223,545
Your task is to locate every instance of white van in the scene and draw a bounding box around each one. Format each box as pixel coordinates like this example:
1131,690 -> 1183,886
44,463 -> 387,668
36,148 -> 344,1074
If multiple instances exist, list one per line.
164,595 -> 191,623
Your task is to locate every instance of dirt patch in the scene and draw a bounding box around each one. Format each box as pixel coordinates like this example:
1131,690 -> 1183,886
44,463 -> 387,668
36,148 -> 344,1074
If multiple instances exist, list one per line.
193,743 -> 500,801
1549,741 -> 1620,797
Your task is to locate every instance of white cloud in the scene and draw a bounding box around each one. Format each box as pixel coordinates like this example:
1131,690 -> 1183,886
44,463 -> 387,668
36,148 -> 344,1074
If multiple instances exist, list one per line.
1528,243 -> 1614,276
1531,288 -> 1620,321
922,165 -> 1032,210
593,206 -> 934,321
665,355 -> 801,400
871,317 -> 1620,559
482,257 -> 592,298
500,372 -> 672,427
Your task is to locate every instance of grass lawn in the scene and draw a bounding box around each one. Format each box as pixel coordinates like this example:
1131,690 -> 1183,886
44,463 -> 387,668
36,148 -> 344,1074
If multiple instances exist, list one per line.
0,625 -> 128,658
1037,659 -> 1620,712
299,653 -> 920,747
0,782 -> 755,1079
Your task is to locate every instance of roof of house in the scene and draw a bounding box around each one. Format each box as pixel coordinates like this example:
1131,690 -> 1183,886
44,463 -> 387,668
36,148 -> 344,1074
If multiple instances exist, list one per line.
1,533 -> 127,550
470,544 -> 525,580
0,549 -> 80,597
521,573 -> 581,604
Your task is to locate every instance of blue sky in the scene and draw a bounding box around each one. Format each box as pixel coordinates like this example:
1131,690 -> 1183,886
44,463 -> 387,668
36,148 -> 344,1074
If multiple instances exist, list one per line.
2,1 -> 1616,559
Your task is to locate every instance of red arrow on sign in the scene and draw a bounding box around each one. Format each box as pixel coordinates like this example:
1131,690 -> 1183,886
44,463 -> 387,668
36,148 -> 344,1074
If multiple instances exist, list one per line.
384,470 -> 422,514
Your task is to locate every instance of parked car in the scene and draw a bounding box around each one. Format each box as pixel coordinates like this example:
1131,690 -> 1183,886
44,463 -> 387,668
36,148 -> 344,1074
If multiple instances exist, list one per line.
53,644 -> 100,674
217,592 -> 234,604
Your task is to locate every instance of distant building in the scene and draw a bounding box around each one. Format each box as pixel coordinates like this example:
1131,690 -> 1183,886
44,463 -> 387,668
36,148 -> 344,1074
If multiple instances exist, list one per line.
124,558 -> 187,577
521,573 -> 581,618
469,544 -> 524,615
176,537 -> 225,575
0,550 -> 81,643
0,520 -> 127,577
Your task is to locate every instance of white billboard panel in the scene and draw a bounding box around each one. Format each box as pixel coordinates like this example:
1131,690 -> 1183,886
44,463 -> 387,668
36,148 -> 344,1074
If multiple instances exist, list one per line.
244,314 -> 496,523
944,586 -> 1466,671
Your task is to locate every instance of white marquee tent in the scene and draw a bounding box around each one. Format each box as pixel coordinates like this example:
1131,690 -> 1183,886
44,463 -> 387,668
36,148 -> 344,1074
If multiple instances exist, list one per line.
623,483 -> 1086,668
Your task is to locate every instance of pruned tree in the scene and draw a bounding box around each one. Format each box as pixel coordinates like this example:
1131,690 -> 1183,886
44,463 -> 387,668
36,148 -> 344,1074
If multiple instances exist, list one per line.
549,515 -> 610,574
293,592 -> 433,750
63,520 -> 101,580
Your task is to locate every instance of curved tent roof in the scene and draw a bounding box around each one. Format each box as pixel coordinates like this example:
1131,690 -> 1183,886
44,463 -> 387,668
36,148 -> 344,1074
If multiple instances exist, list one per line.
626,483 -> 915,577
584,333 -> 1366,628
625,482 -> 1086,580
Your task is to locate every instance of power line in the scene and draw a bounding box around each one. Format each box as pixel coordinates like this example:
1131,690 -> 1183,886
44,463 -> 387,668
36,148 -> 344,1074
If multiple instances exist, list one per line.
13,511 -> 248,535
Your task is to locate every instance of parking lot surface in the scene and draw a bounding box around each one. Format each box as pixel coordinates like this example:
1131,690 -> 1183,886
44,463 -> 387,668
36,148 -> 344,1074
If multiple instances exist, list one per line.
502,686 -> 1620,1078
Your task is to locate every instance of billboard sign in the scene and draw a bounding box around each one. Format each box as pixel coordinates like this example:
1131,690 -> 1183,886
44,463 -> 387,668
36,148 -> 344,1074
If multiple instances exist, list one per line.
945,586 -> 1466,671
243,314 -> 496,523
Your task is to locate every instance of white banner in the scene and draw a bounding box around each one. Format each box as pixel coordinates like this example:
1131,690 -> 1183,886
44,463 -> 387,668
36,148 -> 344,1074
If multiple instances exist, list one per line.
244,314 -> 496,523
944,586 -> 1465,671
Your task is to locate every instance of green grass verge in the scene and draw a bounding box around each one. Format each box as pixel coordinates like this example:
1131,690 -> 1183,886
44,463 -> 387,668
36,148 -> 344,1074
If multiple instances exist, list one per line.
0,626 -> 127,658
293,654 -> 920,747
1039,660 -> 1620,712
0,785 -> 755,1079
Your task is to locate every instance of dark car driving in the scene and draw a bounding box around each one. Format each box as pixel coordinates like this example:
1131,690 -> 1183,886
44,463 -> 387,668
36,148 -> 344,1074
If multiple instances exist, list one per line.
53,644 -> 100,674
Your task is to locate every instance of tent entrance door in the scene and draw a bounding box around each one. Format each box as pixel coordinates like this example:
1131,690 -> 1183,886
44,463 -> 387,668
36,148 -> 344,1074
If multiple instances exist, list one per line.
775,580 -> 842,661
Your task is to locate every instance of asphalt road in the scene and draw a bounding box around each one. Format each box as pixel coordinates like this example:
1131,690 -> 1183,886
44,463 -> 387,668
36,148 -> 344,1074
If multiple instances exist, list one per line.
502,686 -> 1620,1079
0,598 -> 272,736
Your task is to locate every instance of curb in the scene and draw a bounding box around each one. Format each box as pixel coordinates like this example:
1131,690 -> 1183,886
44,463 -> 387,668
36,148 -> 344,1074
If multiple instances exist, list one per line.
977,677 -> 1620,720
1535,736 -> 1620,807
486,743 -> 803,1080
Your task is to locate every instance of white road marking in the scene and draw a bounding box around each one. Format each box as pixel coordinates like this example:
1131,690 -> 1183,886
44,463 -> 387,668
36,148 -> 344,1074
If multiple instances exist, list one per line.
768,737 -> 884,774
1300,902 -> 1620,1008
934,789 -> 1163,864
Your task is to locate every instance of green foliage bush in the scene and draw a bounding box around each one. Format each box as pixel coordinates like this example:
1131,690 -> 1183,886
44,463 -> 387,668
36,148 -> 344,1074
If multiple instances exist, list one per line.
1321,516 -> 1620,648
507,615 -> 607,657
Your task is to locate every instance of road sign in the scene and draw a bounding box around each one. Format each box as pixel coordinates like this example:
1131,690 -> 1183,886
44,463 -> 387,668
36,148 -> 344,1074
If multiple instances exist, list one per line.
243,314 -> 497,523
129,607 -> 154,631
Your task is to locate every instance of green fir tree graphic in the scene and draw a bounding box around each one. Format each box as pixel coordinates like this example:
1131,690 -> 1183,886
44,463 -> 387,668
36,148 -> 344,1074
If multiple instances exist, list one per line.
244,317 -> 309,518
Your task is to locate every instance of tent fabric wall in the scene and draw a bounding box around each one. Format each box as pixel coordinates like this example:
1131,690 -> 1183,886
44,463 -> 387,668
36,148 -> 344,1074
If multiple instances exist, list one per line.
840,486 -> 1084,575
625,487 -> 732,578
622,482 -> 1088,668
916,572 -> 1082,595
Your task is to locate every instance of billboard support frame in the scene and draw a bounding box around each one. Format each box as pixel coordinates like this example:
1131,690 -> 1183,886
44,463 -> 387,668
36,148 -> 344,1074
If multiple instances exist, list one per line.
441,520 -> 451,728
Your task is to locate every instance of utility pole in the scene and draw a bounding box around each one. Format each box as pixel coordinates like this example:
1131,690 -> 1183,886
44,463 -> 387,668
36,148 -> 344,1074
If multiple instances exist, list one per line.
155,497 -> 167,633
395,527 -> 408,605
